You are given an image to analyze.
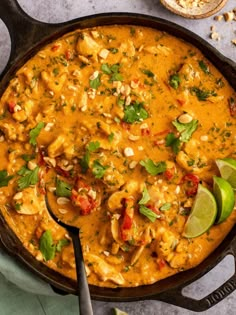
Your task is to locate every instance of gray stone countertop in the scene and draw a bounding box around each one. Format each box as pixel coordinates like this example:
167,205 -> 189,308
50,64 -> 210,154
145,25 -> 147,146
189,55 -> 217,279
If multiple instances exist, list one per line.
0,1 -> 236,315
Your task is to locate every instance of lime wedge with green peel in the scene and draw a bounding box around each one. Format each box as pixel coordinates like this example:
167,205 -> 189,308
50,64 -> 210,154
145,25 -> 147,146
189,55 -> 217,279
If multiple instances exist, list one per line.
216,158 -> 236,190
113,308 -> 128,315
213,176 -> 235,224
183,184 -> 217,238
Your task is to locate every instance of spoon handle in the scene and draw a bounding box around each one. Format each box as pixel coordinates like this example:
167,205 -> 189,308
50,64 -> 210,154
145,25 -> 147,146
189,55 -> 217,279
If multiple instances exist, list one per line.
69,230 -> 93,315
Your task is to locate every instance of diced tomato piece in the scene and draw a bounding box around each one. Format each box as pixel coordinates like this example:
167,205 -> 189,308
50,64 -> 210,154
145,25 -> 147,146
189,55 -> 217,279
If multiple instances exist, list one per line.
8,101 -> 16,113
65,49 -> 73,60
121,122 -> 130,130
71,190 -> 96,215
164,167 -> 175,180
51,44 -> 60,52
181,173 -> 199,196
120,198 -> 134,241
229,97 -> 236,117
141,127 -> 150,136
177,98 -> 186,106
157,258 -> 166,270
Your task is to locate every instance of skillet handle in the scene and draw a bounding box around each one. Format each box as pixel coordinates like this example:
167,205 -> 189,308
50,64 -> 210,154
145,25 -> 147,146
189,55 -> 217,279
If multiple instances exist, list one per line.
0,0 -> 60,78
156,244 -> 236,312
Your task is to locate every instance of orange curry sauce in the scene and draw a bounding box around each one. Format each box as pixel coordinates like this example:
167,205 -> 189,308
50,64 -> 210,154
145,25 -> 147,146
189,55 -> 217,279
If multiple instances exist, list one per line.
0,25 -> 235,287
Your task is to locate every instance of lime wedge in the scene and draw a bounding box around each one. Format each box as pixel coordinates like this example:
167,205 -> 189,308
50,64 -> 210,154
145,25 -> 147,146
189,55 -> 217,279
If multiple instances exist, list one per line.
213,176 -> 235,224
183,184 -> 217,238
216,158 -> 236,190
113,308 -> 128,315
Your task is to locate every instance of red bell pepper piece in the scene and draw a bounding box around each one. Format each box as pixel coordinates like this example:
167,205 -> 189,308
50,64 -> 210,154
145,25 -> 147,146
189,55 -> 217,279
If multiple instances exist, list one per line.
181,173 -> 199,196
120,198 -> 134,241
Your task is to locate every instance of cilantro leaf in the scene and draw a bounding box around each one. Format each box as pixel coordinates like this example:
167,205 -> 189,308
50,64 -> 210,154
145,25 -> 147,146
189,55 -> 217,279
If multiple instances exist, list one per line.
101,63 -> 112,74
191,87 -> 217,101
140,159 -> 166,176
56,238 -> 70,252
39,230 -> 56,261
92,160 -> 109,179
139,205 -> 159,222
108,132 -> 114,143
123,101 -> 148,124
138,186 -> 150,205
0,170 -> 13,187
109,48 -> 118,54
165,132 -> 181,154
140,68 -> 155,78
160,202 -> 171,211
101,63 -> 123,82
87,141 -> 100,152
89,74 -> 101,89
110,72 -> 123,82
198,60 -> 210,74
80,151 -> 90,174
17,165 -> 39,190
29,122 -> 44,146
55,179 -> 72,197
21,154 -> 35,162
169,74 -> 181,89
172,119 -> 198,142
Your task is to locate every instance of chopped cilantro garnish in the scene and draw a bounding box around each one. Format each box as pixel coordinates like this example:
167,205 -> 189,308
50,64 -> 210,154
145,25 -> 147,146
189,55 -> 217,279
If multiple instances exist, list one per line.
138,186 -> 150,205
17,165 -> 39,190
191,87 -> 217,101
53,68 -> 59,76
123,101 -> 148,123
198,60 -> 210,74
165,132 -> 181,154
39,230 -> 56,261
101,63 -> 123,82
21,154 -> 35,162
172,119 -> 198,142
80,141 -> 100,173
56,238 -> 70,252
0,170 -> 13,187
80,151 -> 90,173
109,48 -> 118,54
169,74 -> 181,89
110,72 -> 123,82
160,202 -> 171,211
92,160 -> 109,179
130,27 -> 136,36
108,132 -> 114,143
139,205 -> 159,222
140,159 -> 166,176
89,74 -> 101,90
87,141 -> 100,152
55,179 -> 72,197
141,68 -> 155,78
29,122 -> 44,146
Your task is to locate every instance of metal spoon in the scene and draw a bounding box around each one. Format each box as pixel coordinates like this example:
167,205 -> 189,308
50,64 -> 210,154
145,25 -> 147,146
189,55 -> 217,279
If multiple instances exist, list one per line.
45,193 -> 93,315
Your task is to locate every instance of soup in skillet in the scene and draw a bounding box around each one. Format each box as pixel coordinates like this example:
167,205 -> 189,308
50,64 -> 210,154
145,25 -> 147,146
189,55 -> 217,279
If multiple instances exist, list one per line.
0,25 -> 235,288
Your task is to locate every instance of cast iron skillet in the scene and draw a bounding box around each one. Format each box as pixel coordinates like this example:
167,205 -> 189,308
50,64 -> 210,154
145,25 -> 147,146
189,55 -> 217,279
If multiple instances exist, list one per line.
0,0 -> 236,312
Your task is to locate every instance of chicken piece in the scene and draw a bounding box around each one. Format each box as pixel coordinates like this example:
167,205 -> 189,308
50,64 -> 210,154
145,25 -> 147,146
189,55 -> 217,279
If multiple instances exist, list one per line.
41,71 -> 67,94
176,139 -> 211,175
47,135 -> 66,158
119,39 -> 136,57
76,33 -> 101,60
84,253 -> 125,285
12,186 -> 45,215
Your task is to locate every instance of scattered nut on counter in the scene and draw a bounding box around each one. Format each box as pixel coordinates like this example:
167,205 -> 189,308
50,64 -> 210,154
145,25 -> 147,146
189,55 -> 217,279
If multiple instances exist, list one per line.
210,7 -> 236,44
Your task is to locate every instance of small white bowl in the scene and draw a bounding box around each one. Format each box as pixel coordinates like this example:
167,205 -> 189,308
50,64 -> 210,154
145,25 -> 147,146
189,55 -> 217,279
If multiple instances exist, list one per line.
160,0 -> 228,19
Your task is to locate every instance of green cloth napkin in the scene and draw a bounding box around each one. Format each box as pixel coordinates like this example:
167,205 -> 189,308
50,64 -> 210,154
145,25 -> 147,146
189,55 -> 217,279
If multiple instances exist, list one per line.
0,248 -> 79,314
